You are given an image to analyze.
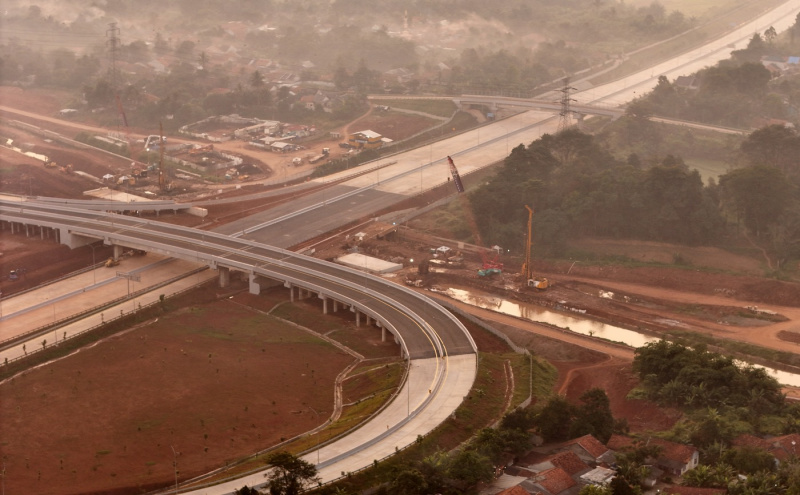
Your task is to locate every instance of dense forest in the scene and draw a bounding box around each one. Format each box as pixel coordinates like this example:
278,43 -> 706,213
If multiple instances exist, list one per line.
634,16 -> 800,128
623,341 -> 800,494
469,124 -> 800,267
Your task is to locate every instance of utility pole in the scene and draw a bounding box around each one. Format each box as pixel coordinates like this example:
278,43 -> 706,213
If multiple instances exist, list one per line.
106,22 -> 120,94
557,76 -> 576,133
106,22 -> 122,136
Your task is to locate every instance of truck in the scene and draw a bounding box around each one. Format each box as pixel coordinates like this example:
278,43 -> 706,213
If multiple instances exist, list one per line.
308,154 -> 326,164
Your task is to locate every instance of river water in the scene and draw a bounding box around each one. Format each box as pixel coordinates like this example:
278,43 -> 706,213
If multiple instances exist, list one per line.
441,287 -> 800,387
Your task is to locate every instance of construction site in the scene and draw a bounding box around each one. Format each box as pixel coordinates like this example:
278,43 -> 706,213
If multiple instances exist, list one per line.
3,84 -> 800,495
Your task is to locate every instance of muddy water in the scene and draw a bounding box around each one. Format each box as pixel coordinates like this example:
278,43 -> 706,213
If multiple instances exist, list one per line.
440,287 -> 800,387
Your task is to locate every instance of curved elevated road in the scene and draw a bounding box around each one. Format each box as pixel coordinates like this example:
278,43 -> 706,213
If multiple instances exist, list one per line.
0,198 -> 477,494
0,198 -> 475,359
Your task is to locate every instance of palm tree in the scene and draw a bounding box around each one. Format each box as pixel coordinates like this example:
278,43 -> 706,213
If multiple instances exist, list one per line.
683,465 -> 715,487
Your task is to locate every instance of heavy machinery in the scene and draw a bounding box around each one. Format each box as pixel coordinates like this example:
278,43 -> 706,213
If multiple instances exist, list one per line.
447,156 -> 503,273
522,204 -> 548,290
105,257 -> 120,268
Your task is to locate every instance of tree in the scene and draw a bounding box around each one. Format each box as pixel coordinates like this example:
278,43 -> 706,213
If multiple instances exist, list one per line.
569,388 -> 615,443
264,451 -> 320,495
536,395 -> 575,441
609,475 -> 639,495
250,70 -> 265,88
447,450 -> 494,489
764,26 -> 778,44
719,165 -> 793,237
740,125 -> 800,175
579,485 -> 613,495
722,446 -> 776,474
682,465 -> 717,487
389,468 -> 428,495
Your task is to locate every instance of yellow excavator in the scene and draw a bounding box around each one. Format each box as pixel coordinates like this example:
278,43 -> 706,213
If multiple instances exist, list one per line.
522,205 -> 548,290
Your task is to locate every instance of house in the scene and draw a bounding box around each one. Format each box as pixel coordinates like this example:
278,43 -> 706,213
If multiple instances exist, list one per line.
270,142 -> 294,153
563,435 -> 614,465
528,451 -> 590,476
579,466 -> 615,486
348,130 -> 383,149
609,434 -> 698,478
522,467 -> 577,495
765,433 -> 800,462
674,75 -> 699,90
496,486 -> 530,495
300,94 -> 316,111
645,437 -> 699,476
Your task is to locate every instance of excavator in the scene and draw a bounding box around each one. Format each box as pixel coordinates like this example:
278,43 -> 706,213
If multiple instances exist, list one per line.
522,204 -> 548,290
446,156 -> 503,276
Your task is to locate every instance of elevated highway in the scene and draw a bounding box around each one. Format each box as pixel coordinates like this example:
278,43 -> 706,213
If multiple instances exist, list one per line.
0,198 -> 478,493
0,198 -> 476,359
452,95 -> 624,119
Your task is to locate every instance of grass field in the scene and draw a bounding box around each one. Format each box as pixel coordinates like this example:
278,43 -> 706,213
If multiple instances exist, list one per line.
375,98 -> 457,118
627,0 -> 742,18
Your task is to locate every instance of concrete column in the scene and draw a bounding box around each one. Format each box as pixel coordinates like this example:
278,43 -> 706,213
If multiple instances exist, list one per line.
333,300 -> 339,312
218,266 -> 230,288
25,224 -> 30,237
113,245 -> 123,261
10,223 -> 15,234
40,227 -> 44,240
355,310 -> 361,327
365,315 -> 372,326
381,327 -> 386,342
289,284 -> 295,302
248,273 -> 260,295
322,297 -> 328,315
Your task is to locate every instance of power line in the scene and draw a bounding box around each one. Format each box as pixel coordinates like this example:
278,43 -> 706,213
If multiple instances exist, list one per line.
557,76 -> 576,133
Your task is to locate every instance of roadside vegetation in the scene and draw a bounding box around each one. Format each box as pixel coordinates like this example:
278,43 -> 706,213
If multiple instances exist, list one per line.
624,340 -> 800,493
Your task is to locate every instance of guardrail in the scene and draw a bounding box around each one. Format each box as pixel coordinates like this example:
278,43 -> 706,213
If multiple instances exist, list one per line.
0,267 -> 210,366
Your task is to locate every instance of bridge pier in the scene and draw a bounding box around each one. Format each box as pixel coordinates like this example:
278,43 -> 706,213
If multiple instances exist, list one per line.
218,266 -> 230,288
113,244 -> 123,261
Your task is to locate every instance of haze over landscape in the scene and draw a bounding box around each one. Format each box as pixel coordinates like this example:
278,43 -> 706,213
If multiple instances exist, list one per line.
2,1 -> 800,494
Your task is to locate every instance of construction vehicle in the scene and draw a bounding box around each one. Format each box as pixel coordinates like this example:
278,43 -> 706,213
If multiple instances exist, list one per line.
522,204 -> 548,290
59,164 -> 74,174
104,257 -> 120,268
189,144 -> 214,155
447,155 -> 503,272
44,159 -> 58,169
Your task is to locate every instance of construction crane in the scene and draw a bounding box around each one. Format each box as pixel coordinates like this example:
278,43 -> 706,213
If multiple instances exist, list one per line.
447,156 -> 503,276
522,204 -> 548,290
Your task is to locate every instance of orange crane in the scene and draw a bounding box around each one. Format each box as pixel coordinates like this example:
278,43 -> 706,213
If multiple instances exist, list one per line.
522,205 -> 548,290
446,156 -> 503,275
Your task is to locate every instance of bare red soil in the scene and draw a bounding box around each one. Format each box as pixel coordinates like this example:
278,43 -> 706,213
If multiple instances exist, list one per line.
0,293 -> 355,494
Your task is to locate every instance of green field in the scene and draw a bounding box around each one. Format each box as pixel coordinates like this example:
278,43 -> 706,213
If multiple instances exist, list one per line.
684,157 -> 733,182
627,0 -> 742,17
375,98 -> 457,118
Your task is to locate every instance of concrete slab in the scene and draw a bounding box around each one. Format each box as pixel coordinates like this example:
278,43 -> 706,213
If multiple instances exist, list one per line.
335,253 -> 402,274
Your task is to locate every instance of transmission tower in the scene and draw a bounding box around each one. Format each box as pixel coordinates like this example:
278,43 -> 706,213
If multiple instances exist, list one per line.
106,22 -> 120,93
557,76 -> 577,133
